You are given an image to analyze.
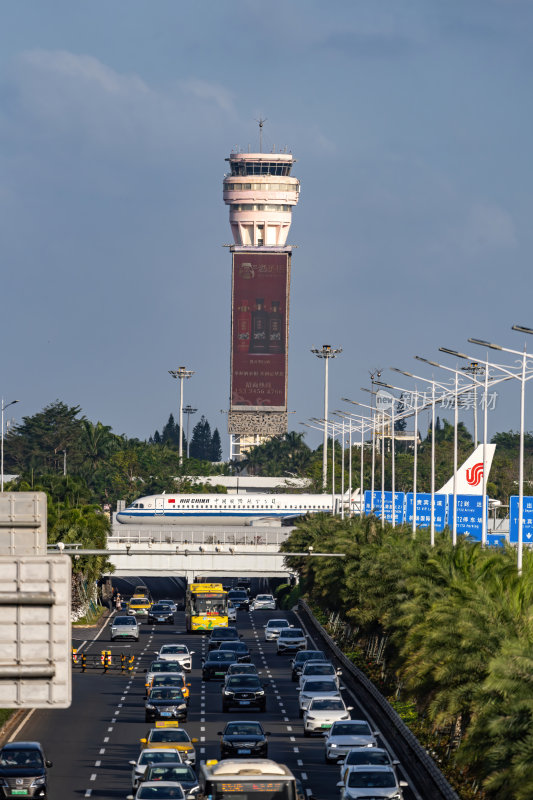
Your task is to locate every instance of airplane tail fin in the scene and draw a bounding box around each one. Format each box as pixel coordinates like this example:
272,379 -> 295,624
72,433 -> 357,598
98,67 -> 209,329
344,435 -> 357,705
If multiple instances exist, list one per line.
438,444 -> 496,495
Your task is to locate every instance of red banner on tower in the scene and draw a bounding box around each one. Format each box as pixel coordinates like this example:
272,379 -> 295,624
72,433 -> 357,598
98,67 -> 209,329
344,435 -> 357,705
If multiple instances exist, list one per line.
230,252 -> 290,410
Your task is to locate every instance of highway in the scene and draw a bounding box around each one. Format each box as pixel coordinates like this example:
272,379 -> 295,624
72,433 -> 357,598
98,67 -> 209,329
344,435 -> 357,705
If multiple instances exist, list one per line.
9,580 -> 421,800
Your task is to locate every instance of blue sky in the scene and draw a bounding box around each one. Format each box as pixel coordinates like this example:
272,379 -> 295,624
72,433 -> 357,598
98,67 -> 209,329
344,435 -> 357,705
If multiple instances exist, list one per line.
1,0 -> 532,455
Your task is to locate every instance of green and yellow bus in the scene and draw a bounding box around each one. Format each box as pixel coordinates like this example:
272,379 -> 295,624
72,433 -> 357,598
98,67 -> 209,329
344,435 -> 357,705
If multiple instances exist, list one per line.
185,582 -> 228,632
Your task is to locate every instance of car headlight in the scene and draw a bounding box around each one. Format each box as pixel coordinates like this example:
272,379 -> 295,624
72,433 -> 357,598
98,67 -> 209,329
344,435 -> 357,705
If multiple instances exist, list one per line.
31,777 -> 46,787
341,714 -> 349,719
224,691 -> 234,696
178,704 -> 186,710
329,743 -> 337,748
145,703 -> 155,709
256,690 -> 265,696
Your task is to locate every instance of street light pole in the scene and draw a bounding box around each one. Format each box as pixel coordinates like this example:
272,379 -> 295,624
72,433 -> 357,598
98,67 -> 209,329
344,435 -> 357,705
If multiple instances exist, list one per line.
311,345 -> 342,490
168,367 -> 194,463
183,405 -> 198,459
1,399 -> 19,492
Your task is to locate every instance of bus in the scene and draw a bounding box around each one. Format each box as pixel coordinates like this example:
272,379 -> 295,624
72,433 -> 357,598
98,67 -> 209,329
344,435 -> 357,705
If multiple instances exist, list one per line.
185,582 -> 228,632
198,759 -> 297,800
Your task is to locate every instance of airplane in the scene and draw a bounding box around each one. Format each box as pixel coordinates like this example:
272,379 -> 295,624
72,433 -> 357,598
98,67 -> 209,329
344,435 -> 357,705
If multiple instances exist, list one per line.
116,444 -> 496,526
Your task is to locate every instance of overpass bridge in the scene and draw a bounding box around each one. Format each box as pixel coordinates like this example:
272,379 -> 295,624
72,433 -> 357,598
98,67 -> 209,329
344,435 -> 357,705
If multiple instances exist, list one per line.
54,525 -> 344,580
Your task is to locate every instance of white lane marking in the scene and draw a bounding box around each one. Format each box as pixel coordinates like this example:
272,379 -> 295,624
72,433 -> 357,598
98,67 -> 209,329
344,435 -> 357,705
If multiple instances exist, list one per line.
99,749 -> 105,755
305,790 -> 313,797
121,696 -> 126,701
84,791 -> 92,798
201,737 -> 205,742
90,773 -> 97,781
201,726 -> 205,731
118,704 -> 123,708
8,708 -> 36,741
297,760 -> 303,767
286,726 -> 293,732
107,727 -> 113,732
284,717 -> 289,722
293,747 -> 299,753
290,737 -> 295,742
200,748 -> 205,754
103,737 -> 109,743
95,760 -> 101,767
301,773 -> 307,780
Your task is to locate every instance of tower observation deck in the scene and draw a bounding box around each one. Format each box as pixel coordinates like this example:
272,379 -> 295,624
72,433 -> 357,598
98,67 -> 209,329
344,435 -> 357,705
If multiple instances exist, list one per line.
223,148 -> 300,460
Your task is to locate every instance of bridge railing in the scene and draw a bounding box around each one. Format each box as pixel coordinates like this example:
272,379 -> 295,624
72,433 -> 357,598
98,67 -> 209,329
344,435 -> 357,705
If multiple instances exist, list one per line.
108,528 -> 292,548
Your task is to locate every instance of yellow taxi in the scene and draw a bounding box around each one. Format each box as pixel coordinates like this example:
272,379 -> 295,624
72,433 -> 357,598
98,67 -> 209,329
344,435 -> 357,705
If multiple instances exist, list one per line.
128,595 -> 152,620
140,722 -> 198,765
147,672 -> 191,703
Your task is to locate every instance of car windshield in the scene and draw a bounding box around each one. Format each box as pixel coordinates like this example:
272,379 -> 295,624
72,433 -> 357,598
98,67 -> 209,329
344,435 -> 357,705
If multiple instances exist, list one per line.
310,698 -> 344,710
152,676 -> 183,686
267,620 -> 289,628
150,663 -> 182,674
150,731 -> 189,743
114,617 -> 136,625
347,770 -> 396,789
227,676 -> 261,688
295,651 -> 325,663
151,605 -> 169,613
346,751 -> 390,766
221,642 -> 247,651
0,749 -> 43,767
304,665 -> 335,676
280,628 -> 303,637
149,688 -> 184,700
212,629 -> 239,639
147,765 -> 196,781
228,591 -> 247,599
137,787 -> 184,798
332,722 -> 371,736
228,665 -> 256,674
160,646 -> 187,654
302,681 -> 338,692
210,651 -> 234,661
256,595 -> 272,601
139,751 -> 181,765
225,723 -> 263,735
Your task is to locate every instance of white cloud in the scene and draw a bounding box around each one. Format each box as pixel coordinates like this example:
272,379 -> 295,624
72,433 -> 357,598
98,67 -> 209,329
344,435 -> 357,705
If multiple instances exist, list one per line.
4,50 -> 235,159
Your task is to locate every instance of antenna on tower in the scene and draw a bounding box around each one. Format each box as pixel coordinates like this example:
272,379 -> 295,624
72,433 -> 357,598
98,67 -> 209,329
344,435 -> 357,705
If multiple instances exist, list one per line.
256,117 -> 267,152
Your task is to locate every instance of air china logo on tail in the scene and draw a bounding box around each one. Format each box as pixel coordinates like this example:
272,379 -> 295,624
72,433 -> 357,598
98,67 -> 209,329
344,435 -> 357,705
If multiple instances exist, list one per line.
466,463 -> 484,486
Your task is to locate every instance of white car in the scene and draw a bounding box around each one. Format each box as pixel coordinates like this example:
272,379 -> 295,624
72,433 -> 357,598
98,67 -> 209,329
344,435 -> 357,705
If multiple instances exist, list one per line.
228,601 -> 237,622
129,747 -> 182,789
156,643 -> 194,672
127,781 -> 185,800
298,678 -> 343,716
277,627 -> 307,654
338,748 -> 399,779
110,615 -> 139,641
324,719 -> 379,763
264,619 -> 292,641
251,594 -> 276,611
337,764 -> 407,800
298,661 -> 342,689
303,696 -> 353,735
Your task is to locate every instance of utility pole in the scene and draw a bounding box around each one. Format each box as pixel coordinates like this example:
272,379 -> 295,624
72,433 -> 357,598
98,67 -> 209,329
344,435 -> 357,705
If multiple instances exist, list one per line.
183,405 -> 198,459
311,345 -> 342,489
169,367 -> 194,463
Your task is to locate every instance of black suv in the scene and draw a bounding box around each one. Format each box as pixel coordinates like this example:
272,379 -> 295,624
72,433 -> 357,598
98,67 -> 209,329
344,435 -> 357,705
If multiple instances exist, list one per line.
218,721 -> 270,758
147,603 -> 174,625
0,741 -> 52,799
207,627 -> 241,652
222,674 -> 267,712
227,590 -> 250,610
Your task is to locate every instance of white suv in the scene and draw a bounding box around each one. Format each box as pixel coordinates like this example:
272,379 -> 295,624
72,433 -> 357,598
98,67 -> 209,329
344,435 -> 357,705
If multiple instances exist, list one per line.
276,627 -> 307,654
251,594 -> 276,611
337,764 -> 407,799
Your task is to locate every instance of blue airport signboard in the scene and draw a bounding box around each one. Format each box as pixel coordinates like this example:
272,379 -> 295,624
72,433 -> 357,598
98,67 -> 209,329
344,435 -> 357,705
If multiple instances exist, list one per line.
448,495 -> 488,540
509,496 -> 533,544
364,491 -> 405,523
405,493 -> 447,532
486,534 -> 506,548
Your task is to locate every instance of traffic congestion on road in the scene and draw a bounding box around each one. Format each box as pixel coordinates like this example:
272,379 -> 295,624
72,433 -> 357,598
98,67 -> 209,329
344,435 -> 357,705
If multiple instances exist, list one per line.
3,579 -> 419,800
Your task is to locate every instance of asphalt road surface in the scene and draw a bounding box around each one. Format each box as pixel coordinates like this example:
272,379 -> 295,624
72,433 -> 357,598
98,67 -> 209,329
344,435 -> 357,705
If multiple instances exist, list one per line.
10,590 -> 422,799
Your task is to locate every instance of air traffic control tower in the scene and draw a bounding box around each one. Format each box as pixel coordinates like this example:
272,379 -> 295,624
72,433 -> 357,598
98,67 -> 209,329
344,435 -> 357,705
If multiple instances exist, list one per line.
223,146 -> 300,460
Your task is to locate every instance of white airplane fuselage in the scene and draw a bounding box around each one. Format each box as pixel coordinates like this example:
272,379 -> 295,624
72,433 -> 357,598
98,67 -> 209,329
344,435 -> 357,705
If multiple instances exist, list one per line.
116,492 -> 341,526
